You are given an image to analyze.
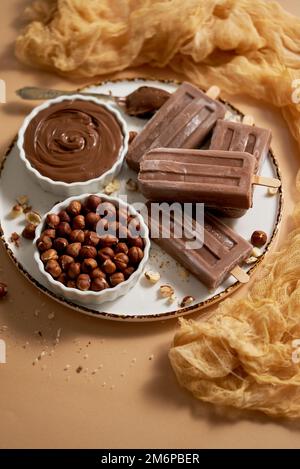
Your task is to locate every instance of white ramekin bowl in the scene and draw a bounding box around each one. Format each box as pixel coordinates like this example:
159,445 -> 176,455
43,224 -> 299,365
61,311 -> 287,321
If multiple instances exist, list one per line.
17,95 -> 129,198
33,193 -> 150,306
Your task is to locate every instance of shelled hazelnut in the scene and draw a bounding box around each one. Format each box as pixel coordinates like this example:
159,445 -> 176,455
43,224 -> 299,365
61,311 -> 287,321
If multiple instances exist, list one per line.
37,195 -> 146,292
22,223 -> 36,240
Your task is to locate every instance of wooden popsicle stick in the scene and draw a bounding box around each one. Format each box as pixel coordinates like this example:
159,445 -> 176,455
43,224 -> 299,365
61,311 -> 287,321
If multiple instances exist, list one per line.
230,266 -> 250,284
252,175 -> 281,188
242,115 -> 255,126
206,86 -> 220,100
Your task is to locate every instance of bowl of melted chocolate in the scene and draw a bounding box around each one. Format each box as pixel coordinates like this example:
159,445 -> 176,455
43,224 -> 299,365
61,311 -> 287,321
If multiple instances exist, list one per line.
18,95 -> 129,197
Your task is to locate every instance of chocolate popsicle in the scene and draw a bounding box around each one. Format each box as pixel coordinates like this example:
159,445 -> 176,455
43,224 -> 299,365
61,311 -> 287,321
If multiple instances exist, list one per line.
209,118 -> 272,172
126,82 -> 226,172
146,204 -> 251,289
139,148 -> 280,211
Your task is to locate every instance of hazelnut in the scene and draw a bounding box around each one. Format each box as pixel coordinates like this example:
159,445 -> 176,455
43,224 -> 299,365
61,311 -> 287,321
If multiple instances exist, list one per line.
72,215 -> 85,230
116,242 -> 129,254
69,229 -> 85,243
114,253 -> 129,271
25,211 -> 41,226
91,277 -> 109,291
67,200 -> 82,217
82,258 -> 98,273
99,234 -> 118,247
180,295 -> 195,307
41,249 -> 58,263
45,259 -> 62,278
98,247 -> 115,262
86,195 -> 102,211
251,230 -> 267,248
67,262 -> 81,279
110,272 -> 125,287
79,245 -> 97,259
102,259 -> 117,274
57,273 -> 68,285
59,255 -> 74,271
67,280 -> 76,289
128,235 -> 143,249
46,213 -> 60,228
37,236 -> 52,252
144,271 -> 160,284
66,242 -> 81,258
128,246 -> 144,264
91,268 -> 106,279
76,274 -> 91,291
84,231 -> 100,247
160,284 -> 174,298
22,223 -> 36,240
0,282 -> 8,299
103,179 -> 120,195
85,212 -> 100,230
123,266 -> 135,279
10,204 -> 23,218
42,228 -> 56,239
57,222 -> 72,237
58,210 -> 71,223
53,237 -> 68,252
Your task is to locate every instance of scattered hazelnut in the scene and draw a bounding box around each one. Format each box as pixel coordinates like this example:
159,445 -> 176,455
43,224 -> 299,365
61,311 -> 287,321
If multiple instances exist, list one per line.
67,280 -> 76,289
180,295 -> 195,307
110,272 -> 125,287
102,259 -> 117,274
91,268 -> 106,280
103,179 -> 120,195
66,243 -> 81,258
160,284 -> 174,298
80,245 -> 97,259
67,200 -> 82,217
114,253 -> 129,271
144,271 -> 160,284
58,210 -> 71,223
86,195 -> 102,211
128,131 -> 138,144
41,249 -> 58,263
0,282 -> 8,299
37,236 -> 52,252
82,258 -> 98,273
72,215 -> 85,230
45,260 -> 62,278
115,242 -> 129,254
251,247 -> 263,258
10,204 -> 23,218
67,262 -> 81,279
85,212 -> 100,230
128,246 -> 144,264
123,266 -> 135,279
69,229 -> 85,243
53,237 -> 68,252
251,230 -> 267,248
42,228 -> 56,239
91,277 -> 109,291
76,274 -> 91,291
98,247 -> 115,262
57,222 -> 72,237
59,255 -> 74,271
25,211 -> 41,226
84,231 -> 100,247
10,232 -> 21,247
126,178 -> 138,191
22,223 -> 36,240
46,213 -> 60,228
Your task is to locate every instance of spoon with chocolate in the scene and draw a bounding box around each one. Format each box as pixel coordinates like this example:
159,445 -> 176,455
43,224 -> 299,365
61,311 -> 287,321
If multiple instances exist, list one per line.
16,85 -> 171,118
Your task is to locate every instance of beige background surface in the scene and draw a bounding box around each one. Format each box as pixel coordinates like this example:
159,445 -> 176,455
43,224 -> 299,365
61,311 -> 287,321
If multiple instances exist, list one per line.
1,0 -> 300,449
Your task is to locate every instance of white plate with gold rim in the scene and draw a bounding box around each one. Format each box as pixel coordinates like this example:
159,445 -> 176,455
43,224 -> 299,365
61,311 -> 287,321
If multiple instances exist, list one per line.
0,79 -> 283,321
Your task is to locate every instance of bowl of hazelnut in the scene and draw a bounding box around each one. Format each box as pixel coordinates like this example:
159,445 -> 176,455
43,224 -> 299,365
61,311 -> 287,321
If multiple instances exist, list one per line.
34,194 -> 150,306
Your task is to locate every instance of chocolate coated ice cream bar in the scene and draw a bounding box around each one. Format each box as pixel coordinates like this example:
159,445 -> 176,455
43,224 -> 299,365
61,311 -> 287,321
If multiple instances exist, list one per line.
139,148 -> 280,211
146,204 -> 251,289
126,82 -> 226,171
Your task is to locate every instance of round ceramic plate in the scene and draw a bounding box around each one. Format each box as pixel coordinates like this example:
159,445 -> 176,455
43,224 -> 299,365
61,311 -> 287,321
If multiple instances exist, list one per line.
0,79 -> 283,321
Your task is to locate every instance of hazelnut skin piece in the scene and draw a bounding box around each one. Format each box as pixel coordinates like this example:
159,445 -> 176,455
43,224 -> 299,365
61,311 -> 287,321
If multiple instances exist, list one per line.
45,260 -> 62,278
76,274 -> 91,291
